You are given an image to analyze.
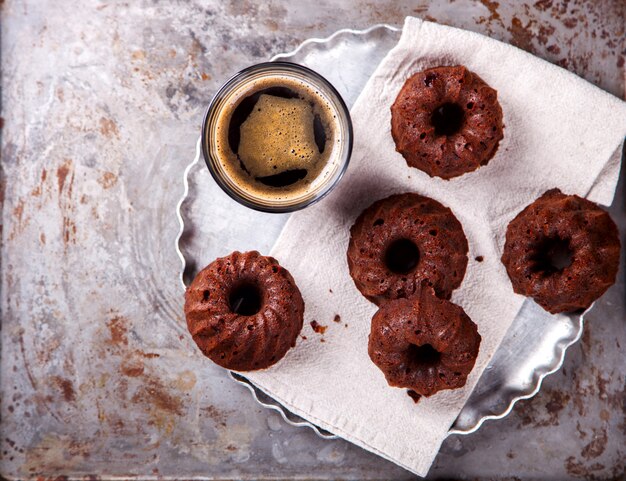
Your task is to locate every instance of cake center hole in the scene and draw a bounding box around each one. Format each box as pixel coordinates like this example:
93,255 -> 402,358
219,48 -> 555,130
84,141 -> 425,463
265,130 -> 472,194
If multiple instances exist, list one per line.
431,102 -> 465,136
385,238 -> 420,274
407,343 -> 441,368
532,236 -> 573,274
229,282 -> 262,316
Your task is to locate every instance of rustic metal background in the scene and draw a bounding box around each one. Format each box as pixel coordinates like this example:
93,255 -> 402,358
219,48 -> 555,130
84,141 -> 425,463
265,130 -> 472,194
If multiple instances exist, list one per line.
1,0 -> 624,480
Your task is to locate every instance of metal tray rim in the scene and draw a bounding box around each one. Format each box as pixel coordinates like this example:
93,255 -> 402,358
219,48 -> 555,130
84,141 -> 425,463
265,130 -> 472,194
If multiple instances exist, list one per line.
448,310 -> 586,435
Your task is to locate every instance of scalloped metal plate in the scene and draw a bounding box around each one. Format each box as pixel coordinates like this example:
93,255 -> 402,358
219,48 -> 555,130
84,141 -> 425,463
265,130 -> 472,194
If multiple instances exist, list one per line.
175,24 -> 586,439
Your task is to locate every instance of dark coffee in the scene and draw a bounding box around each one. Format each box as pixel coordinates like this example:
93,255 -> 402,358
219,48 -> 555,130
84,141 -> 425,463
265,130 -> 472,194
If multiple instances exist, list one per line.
213,75 -> 342,202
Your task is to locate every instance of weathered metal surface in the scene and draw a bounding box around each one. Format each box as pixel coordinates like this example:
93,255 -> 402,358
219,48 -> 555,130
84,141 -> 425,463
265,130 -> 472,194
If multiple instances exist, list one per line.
1,1 -> 624,480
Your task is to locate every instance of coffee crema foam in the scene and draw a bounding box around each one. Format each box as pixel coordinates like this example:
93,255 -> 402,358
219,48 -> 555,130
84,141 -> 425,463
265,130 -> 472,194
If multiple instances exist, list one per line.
213,75 -> 343,202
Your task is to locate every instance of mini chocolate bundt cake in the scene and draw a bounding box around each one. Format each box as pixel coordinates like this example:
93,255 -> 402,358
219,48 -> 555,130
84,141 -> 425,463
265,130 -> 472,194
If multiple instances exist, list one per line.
347,193 -> 468,305
501,189 -> 620,314
391,65 -> 504,179
184,251 -> 304,371
368,283 -> 481,397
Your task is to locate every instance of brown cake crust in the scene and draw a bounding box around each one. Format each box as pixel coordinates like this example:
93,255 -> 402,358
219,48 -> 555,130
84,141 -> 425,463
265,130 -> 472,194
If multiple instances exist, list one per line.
368,284 -> 481,397
347,193 -> 468,305
501,189 -> 621,314
184,251 -> 304,371
391,65 -> 503,180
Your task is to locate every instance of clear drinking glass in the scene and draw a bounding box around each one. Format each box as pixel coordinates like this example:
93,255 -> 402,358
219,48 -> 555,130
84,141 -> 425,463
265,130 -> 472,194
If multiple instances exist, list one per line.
202,62 -> 353,213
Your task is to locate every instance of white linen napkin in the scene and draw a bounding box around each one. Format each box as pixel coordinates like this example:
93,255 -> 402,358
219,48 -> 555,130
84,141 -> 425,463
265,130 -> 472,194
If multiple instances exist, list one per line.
244,17 -> 626,476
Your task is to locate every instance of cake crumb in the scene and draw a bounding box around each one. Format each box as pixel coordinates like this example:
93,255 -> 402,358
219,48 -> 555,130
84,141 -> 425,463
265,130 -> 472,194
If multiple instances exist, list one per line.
475,255 -> 484,262
310,320 -> 327,334
333,314 -> 341,323
320,338 -> 326,343
301,335 -> 307,340
329,288 -> 333,293
344,323 -> 348,328
407,390 -> 422,403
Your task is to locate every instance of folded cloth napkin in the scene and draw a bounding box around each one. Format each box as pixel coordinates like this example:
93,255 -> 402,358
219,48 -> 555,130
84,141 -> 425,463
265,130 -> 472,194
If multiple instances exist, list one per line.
244,17 -> 626,476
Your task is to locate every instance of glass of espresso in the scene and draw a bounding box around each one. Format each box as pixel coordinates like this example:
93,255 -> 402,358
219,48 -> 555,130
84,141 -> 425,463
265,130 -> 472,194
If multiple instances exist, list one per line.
202,62 -> 353,213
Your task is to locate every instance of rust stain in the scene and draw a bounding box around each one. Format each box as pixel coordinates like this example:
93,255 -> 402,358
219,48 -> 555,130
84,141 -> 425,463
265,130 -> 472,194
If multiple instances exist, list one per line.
108,415 -> 128,435
189,35 -> 206,62
201,405 -> 231,427
56,159 -> 72,193
51,376 -> 76,402
36,336 -> 61,366
562,17 -> 578,29
132,378 -> 183,416
54,161 -> 77,251
98,171 -> 118,189
107,316 -> 129,346
13,199 -> 24,219
596,373 -> 609,400
116,377 -> 129,402
131,50 -> 146,60
580,427 -> 608,460
479,0 -> 502,24
19,334 -> 62,423
544,390 -> 570,420
120,356 -> 144,377
62,216 -> 77,245
515,388 -> 569,427
18,333 -> 37,391
23,435 -> 89,474
63,350 -> 76,377
310,320 -> 327,334
136,350 -> 160,359
565,456 -> 606,479
173,370 -> 197,391
509,17 -> 536,53
536,23 -> 556,46
99,117 -> 120,138
10,199 -> 27,239
547,44 -> 562,55
533,0 -> 553,12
